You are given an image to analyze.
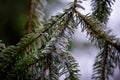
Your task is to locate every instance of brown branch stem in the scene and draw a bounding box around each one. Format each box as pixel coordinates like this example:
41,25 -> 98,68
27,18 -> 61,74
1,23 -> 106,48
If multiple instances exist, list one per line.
27,0 -> 33,34
74,0 -> 77,8
102,43 -> 108,80
26,0 -> 33,54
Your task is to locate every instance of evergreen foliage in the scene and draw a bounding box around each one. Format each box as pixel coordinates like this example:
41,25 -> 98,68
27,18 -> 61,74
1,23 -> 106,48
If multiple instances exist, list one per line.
0,0 -> 120,80
91,0 -> 115,23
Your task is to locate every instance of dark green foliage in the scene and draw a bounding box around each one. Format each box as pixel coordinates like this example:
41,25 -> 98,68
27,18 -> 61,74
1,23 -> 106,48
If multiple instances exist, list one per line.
92,43 -> 116,80
91,0 -> 115,23
0,0 -> 81,80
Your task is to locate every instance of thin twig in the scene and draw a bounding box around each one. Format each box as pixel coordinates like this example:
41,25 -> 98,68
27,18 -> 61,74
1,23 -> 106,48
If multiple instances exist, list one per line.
74,0 -> 77,8
26,0 -> 33,54
27,0 -> 33,34
102,43 -> 108,80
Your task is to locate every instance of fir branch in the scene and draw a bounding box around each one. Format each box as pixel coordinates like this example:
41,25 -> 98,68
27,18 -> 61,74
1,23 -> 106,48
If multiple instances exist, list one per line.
64,52 -> 80,80
92,42 -> 115,80
27,0 -> 33,34
39,12 -> 80,80
16,12 -> 67,54
101,45 -> 108,80
75,10 -> 120,53
74,0 -> 77,8
40,14 -> 73,79
1,4 -> 74,79
6,51 -> 43,79
2,0 -> 120,80
91,0 -> 115,23
75,10 -> 119,80
0,11 -> 67,70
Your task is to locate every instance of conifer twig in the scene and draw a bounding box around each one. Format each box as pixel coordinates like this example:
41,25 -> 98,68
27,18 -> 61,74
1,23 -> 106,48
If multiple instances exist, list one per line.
75,10 -> 120,53
27,0 -> 33,34
26,0 -> 33,54
74,0 -> 77,8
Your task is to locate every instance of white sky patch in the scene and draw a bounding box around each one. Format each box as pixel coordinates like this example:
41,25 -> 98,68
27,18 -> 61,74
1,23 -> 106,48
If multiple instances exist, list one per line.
71,46 -> 99,80
108,0 -> 120,38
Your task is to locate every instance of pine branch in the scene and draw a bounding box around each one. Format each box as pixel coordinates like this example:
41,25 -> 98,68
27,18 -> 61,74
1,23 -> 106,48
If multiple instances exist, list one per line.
91,0 -> 115,23
64,52 -> 80,80
75,10 -> 120,53
6,51 -> 42,79
75,10 -> 120,80
26,2 -> 81,79
10,11 -> 78,79
101,45 -> 108,80
38,2 -> 83,79
2,0 -> 120,80
1,2 -> 78,79
0,10 -> 68,74
92,42 -> 115,80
